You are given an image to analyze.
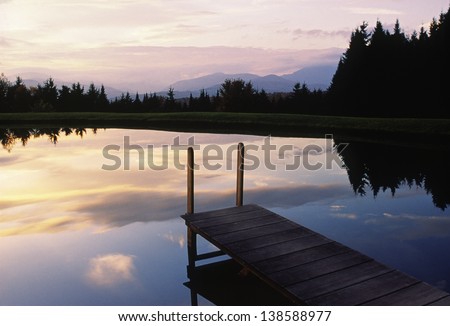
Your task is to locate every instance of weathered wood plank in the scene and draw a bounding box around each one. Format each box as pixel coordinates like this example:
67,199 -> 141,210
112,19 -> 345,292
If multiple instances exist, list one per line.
181,204 -> 262,222
306,271 -> 419,306
197,213 -> 286,237
192,209 -> 274,228
215,221 -> 299,245
238,234 -> 332,264
427,295 -> 450,306
224,228 -> 313,253
253,242 -> 350,274
268,251 -> 373,287
363,282 -> 450,306
286,261 -> 392,300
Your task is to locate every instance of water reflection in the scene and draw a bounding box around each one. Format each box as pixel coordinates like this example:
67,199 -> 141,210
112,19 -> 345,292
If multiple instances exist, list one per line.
1,128 -> 94,152
3,128 -> 449,211
86,254 -> 136,287
185,260 -> 292,306
335,139 -> 450,210
1,128 -> 450,304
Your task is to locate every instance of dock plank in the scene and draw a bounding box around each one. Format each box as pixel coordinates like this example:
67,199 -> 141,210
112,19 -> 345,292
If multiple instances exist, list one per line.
215,221 -> 299,245
181,204 -> 450,305
363,282 -> 450,306
306,271 -> 419,306
225,228 -> 313,253
198,213 -> 286,237
181,204 -> 262,222
268,251 -> 372,287
286,260 -> 392,300
253,242 -> 350,274
193,209 -> 274,228
238,234 -> 332,264
427,296 -> 450,306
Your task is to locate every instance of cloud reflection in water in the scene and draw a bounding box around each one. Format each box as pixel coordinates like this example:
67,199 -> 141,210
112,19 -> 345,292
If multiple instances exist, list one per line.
86,254 -> 136,287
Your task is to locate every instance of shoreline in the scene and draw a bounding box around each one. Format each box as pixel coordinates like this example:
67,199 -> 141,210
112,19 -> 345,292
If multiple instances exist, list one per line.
1,112 -> 450,148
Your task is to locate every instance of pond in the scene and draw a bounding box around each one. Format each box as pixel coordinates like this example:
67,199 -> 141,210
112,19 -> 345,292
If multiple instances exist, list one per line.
1,128 -> 449,305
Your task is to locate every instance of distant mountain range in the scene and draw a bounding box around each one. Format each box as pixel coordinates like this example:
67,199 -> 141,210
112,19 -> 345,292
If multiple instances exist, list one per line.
21,64 -> 337,100
168,65 -> 337,98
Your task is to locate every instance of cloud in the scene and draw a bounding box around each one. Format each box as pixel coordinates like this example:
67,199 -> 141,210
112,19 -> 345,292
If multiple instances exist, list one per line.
77,184 -> 345,229
292,28 -> 351,40
0,37 -> 33,49
368,212 -> 450,240
192,10 -> 218,16
0,182 -> 350,237
75,190 -> 187,229
0,215 -> 91,237
163,232 -> 185,248
332,213 -> 357,220
245,183 -> 349,208
330,205 -> 346,211
1,0 -> 350,90
348,7 -> 404,16
0,156 -> 19,164
0,37 -> 11,47
3,46 -> 343,91
86,254 -> 136,287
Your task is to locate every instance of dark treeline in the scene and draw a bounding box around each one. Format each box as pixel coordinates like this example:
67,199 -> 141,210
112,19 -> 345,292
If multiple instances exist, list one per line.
1,7 -> 448,117
329,7 -> 450,117
0,74 -> 326,115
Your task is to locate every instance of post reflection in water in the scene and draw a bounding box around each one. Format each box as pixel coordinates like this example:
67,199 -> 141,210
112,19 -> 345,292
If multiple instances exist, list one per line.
185,260 -> 292,306
0,128 -> 449,305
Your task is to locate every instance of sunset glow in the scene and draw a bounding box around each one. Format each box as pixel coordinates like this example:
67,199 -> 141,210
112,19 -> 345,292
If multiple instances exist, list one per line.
1,0 -> 449,90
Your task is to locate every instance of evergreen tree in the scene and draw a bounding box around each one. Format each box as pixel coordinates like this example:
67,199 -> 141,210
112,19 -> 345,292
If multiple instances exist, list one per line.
132,92 -> 142,112
69,82 -> 85,111
58,85 -> 71,111
329,22 -> 370,115
219,79 -> 255,112
34,78 -> 58,111
98,85 -> 110,112
6,77 -> 31,112
329,7 -> 450,117
0,74 -> 11,112
165,87 -> 178,110
86,83 -> 100,112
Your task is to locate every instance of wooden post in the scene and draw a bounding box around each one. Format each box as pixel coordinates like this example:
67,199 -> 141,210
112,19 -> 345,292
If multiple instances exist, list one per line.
187,147 -> 194,214
236,142 -> 244,207
186,147 -> 197,277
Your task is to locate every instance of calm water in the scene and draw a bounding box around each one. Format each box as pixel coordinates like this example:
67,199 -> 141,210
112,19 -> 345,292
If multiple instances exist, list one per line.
1,128 -> 449,305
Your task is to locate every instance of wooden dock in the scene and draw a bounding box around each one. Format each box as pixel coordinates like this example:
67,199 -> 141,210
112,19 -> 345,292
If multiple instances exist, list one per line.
181,144 -> 450,305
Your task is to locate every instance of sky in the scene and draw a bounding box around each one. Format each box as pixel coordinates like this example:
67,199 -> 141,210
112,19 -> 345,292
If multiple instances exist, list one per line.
1,0 -> 449,91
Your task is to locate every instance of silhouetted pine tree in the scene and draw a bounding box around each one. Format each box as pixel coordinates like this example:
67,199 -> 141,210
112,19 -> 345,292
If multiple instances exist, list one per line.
329,7 -> 450,117
328,22 -> 370,115
98,85 -> 110,112
0,74 -> 11,112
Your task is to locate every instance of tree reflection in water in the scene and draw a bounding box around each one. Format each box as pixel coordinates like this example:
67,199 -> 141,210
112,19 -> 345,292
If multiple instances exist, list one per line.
336,139 -> 450,210
1,127 -> 95,152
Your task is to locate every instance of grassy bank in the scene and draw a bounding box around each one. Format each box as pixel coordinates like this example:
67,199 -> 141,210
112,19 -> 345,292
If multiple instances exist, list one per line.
1,112 -> 450,145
